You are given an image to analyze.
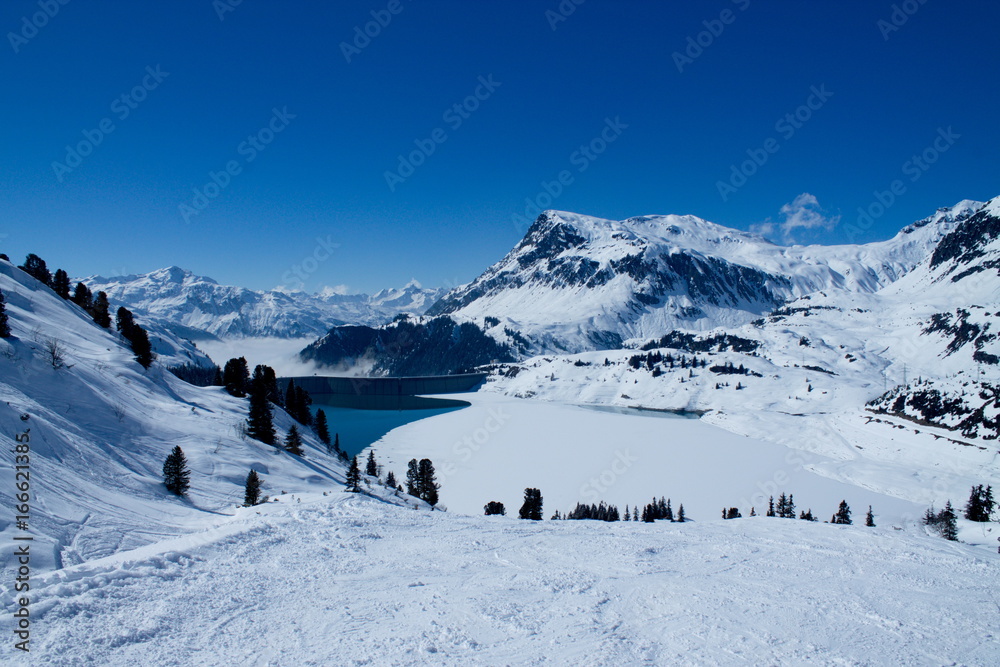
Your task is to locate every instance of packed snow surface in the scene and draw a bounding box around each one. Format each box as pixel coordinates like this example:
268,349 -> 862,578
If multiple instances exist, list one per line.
7,492 -> 999,666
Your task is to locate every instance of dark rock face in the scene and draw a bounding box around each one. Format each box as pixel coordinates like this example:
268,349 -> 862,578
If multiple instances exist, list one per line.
300,316 -> 517,376
930,206 -> 1000,278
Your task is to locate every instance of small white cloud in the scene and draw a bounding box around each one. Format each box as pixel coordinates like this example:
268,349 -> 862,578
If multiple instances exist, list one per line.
315,284 -> 352,296
752,193 -> 840,243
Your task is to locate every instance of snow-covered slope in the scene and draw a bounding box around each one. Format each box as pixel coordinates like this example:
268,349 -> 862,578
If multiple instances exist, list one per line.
427,201 -> 981,352
10,492 -> 999,666
84,267 -> 446,339
0,258 -> 347,576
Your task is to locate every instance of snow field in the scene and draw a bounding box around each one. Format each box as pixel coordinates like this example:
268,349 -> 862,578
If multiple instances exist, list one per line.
6,492 -> 999,666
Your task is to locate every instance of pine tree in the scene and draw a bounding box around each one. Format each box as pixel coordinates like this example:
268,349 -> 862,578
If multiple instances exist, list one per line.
676,504 -> 686,523
0,289 -> 10,338
749,506 -> 756,517
800,509 -> 816,521
484,501 -> 506,516
766,495 -> 776,517
162,446 -> 190,496
406,459 -> 420,497
314,409 -> 331,450
519,488 -> 543,520
284,379 -> 299,417
19,253 -> 51,285
386,471 -> 397,489
418,459 -> 439,506
964,484 -> 994,522
294,386 -> 313,425
786,494 -> 795,519
52,269 -> 71,299
91,291 -> 111,328
664,498 -> 673,522
345,456 -> 362,493
72,282 -> 93,311
243,469 -> 262,506
246,369 -> 276,445
284,424 -> 304,456
939,500 -> 958,541
129,325 -> 154,368
223,357 -> 250,397
832,500 -> 852,525
632,506 -> 638,521
116,305 -> 135,334
865,506 -> 875,527
334,433 -> 346,461
366,449 -> 378,477
624,504 -> 630,521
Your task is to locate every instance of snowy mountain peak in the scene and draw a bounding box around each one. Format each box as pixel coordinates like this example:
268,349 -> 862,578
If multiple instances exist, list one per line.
426,202 -> 978,352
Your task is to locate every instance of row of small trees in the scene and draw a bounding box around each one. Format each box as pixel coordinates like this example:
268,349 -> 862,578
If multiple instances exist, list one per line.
923,484 -> 997,542
345,450 -> 441,507
3,254 -> 154,368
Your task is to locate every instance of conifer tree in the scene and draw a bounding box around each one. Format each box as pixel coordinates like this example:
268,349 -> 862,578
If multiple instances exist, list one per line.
406,459 -> 420,497
832,500 -> 852,525
632,506 -> 638,521
284,424 -> 304,456
334,433 -> 347,461
800,509 -> 816,521
128,325 -> 154,368
285,379 -> 299,416
386,471 -> 397,489
243,469 -> 262,506
519,488 -> 543,520
314,409 -> 331,450
624,504 -> 630,521
484,501 -> 506,516
939,500 -> 958,541
964,484 -> 995,522
345,456 -> 362,492
19,253 -> 51,285
91,291 -> 111,328
246,369 -> 276,445
865,506 -> 875,527
677,504 -> 686,523
766,496 -> 776,517
786,494 -> 796,519
749,507 -> 756,517
162,446 -> 190,496
0,289 -> 10,338
223,357 -> 250,397
418,459 -> 439,505
72,282 -> 93,311
664,498 -> 673,522
366,449 -> 378,477
294,386 -> 313,425
52,269 -> 71,299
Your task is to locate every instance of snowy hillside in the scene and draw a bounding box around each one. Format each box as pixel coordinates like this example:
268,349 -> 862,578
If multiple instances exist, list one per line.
425,201 -> 981,352
8,492 -> 999,666
0,258 -> 347,577
84,267 -> 445,340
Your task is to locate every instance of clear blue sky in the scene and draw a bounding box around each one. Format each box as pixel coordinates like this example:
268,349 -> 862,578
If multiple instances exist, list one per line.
2,0 -> 997,293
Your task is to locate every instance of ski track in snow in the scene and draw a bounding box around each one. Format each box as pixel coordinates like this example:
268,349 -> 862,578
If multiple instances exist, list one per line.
6,493 -> 999,666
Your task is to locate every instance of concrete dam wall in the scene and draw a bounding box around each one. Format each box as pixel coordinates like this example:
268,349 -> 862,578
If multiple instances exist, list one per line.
279,373 -> 486,410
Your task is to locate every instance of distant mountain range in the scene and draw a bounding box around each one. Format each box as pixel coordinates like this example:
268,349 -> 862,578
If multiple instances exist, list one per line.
83,267 -> 447,340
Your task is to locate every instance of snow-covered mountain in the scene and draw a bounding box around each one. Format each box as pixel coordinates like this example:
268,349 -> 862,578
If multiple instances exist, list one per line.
84,267 -> 446,340
427,201 -> 981,352
0,258 -> 347,575
303,200 -> 987,374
